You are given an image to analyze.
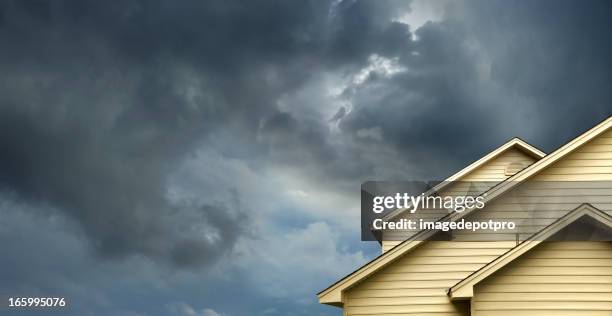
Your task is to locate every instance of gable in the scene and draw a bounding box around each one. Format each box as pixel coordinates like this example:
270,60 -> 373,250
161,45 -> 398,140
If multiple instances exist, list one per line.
461,146 -> 539,182
449,203 -> 612,300
472,241 -> 612,316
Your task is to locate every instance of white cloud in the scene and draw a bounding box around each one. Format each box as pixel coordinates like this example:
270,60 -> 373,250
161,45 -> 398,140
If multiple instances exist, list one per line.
395,0 -> 451,36
233,222 -> 367,301
352,54 -> 406,86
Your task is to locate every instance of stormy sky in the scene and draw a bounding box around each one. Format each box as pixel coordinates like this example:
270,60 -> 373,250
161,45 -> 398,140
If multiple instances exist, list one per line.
0,0 -> 611,315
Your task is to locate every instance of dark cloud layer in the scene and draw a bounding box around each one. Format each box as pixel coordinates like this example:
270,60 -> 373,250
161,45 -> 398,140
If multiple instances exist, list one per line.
1,0 -> 612,315
0,0 -> 415,267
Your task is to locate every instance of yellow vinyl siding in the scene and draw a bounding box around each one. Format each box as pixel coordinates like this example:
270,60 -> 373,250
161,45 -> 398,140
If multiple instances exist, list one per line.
472,241 -> 612,316
461,148 -> 536,182
344,241 -> 515,316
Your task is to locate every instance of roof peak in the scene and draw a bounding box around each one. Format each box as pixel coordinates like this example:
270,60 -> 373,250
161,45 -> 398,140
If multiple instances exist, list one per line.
383,136 -> 545,221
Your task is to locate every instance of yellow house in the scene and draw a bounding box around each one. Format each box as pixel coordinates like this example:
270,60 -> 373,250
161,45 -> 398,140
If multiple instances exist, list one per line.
318,117 -> 612,315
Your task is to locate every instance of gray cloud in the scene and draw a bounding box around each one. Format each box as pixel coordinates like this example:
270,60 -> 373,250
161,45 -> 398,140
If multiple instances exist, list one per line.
1,0 -> 610,264
0,0 -> 415,268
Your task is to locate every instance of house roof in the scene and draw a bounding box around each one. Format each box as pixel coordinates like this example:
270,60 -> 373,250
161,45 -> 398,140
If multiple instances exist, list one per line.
448,203 -> 612,300
318,138 -> 543,304
383,137 -> 545,221
318,116 -> 612,306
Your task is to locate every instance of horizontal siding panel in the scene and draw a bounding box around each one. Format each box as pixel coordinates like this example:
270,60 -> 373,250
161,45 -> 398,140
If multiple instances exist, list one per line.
384,255 -> 502,265
508,188 -> 612,196
468,210 -> 568,218
452,234 -> 529,241
475,301 -> 612,311
503,266 -> 611,275
521,250 -> 612,259
518,181 -> 612,189
478,283 -> 612,293
570,144 -> 612,152
383,240 -> 516,255
546,166 -> 612,174
488,275 -> 612,284
452,227 -> 542,236
348,288 -> 447,298
558,151 -> 612,160
444,182 -> 499,188
383,263 -> 488,273
347,296 -> 452,307
533,241 -> 611,250
548,158 -> 612,166
346,303 -> 462,314
514,258 -> 612,266
534,174 -> 612,181
347,314 -> 466,316
362,280 -> 462,289
474,292 -> 612,302
405,248 -> 509,257
523,258 -> 612,267
417,241 -> 516,249
374,272 -> 473,282
475,311 -> 612,316
487,214 -> 573,222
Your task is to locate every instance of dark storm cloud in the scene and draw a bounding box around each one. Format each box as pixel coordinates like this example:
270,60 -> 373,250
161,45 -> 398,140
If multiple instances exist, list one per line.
0,0 -> 329,266
1,0 -> 611,277
0,0 -> 415,268
336,1 -> 612,180
340,20 -> 495,158
458,0 -> 612,149
326,0 -> 413,64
